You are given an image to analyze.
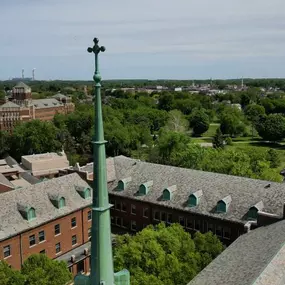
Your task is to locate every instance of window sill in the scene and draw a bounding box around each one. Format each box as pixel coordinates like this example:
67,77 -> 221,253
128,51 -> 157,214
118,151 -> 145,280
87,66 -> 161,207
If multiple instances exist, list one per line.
55,233 -> 61,237
143,216 -> 149,219
72,243 -> 78,247
39,240 -> 46,244
4,255 -> 11,260
29,244 -> 36,248
55,251 -> 62,256
71,226 -> 77,229
131,213 -> 136,215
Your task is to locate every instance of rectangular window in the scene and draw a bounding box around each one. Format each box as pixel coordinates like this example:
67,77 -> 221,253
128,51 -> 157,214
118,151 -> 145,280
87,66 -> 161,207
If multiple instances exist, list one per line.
207,223 -> 214,232
111,216 -> 115,225
122,219 -> 128,228
194,220 -> 201,231
115,201 -> 121,211
3,245 -> 11,258
29,234 -> 36,246
154,211 -> 160,221
131,204 -> 136,215
216,226 -> 222,237
40,249 -> 46,254
131,220 -> 137,231
223,227 -> 231,239
116,217 -> 122,227
39,230 -> 45,242
121,202 -> 127,212
55,242 -> 61,254
88,210 -> 92,221
167,213 -> 173,224
179,216 -> 185,227
186,219 -> 193,229
143,208 -> 149,218
161,212 -> 166,222
88,228 -> 91,239
54,224 -> 60,235
71,217 -> 77,228
72,235 -> 77,246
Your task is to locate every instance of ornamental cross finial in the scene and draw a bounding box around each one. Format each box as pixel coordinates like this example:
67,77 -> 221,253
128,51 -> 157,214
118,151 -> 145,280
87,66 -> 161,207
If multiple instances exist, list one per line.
87,37 -> 106,55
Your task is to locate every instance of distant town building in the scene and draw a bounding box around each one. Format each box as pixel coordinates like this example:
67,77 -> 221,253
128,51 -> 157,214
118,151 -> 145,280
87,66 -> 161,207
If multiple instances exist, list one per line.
0,82 -> 74,132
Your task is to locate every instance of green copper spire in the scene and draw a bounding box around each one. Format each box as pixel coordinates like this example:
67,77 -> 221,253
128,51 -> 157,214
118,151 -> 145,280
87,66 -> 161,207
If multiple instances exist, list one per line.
88,37 -> 114,285
74,37 -> 130,285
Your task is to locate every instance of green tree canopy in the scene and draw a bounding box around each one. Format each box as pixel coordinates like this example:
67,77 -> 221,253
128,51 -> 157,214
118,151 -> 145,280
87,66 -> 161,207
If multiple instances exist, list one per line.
113,223 -> 223,285
256,114 -> 285,142
21,254 -> 72,285
0,261 -> 25,285
190,108 -> 210,136
212,127 -> 224,149
9,120 -> 62,161
165,109 -> 189,133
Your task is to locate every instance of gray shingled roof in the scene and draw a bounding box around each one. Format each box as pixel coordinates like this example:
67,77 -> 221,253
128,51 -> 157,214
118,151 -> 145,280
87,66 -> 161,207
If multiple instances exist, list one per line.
0,173 -> 14,189
0,101 -> 20,109
0,173 -> 91,241
14,82 -> 30,90
108,156 -> 285,224
32,98 -> 63,109
188,220 -> 285,285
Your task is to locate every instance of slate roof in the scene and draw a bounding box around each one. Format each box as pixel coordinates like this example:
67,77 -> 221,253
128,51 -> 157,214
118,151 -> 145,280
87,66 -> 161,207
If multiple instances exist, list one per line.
32,98 -> 63,109
108,156 -> 285,224
0,173 -> 14,189
0,173 -> 91,241
20,172 -> 40,184
0,101 -> 20,109
188,220 -> 285,285
14,82 -> 30,90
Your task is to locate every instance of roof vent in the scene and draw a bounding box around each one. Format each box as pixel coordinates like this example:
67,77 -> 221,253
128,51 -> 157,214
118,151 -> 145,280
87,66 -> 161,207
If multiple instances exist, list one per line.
162,185 -> 177,201
188,190 -> 203,207
248,201 -> 264,220
139,181 -> 153,196
217,195 -> 232,213
117,177 -> 132,191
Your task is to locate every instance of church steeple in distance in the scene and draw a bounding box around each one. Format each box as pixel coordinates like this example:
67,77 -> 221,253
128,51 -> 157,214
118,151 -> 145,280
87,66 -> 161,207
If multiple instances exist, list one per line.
74,37 -> 130,285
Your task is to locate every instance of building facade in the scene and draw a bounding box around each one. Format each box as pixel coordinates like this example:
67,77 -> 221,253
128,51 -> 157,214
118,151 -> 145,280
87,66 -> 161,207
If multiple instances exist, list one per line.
65,156 -> 285,245
0,173 -> 93,276
0,82 -> 74,132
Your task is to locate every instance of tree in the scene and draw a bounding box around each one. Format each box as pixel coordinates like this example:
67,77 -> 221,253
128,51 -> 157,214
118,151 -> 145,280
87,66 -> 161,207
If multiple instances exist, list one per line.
0,261 -> 25,285
256,114 -> 285,142
0,131 -> 10,158
212,128 -> 224,149
113,223 -> 223,285
220,107 -> 246,137
158,92 -> 174,111
165,110 -> 188,133
9,120 -> 62,161
21,254 -> 72,285
190,109 -> 210,136
244,104 -> 265,137
267,149 -> 281,168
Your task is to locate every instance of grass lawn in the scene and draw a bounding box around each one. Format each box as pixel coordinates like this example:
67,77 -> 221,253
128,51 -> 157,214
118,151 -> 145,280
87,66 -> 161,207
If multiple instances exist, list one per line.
202,124 -> 220,137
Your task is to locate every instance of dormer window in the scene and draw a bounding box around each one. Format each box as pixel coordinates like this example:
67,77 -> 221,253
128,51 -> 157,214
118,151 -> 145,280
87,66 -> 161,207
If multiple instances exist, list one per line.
162,185 -> 177,201
117,177 -> 132,191
75,185 -> 92,199
248,201 -> 264,220
188,190 -> 203,207
18,204 -> 36,221
139,181 -> 153,196
28,207 -> 36,220
49,195 -> 66,209
217,195 -> 232,213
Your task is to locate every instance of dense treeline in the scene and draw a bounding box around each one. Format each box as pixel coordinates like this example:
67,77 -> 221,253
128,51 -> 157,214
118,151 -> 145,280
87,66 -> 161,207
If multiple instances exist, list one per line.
1,82 -> 285,181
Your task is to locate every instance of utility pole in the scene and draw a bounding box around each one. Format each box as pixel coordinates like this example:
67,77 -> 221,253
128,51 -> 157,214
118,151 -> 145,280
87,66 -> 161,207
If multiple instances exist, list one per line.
74,37 -> 130,285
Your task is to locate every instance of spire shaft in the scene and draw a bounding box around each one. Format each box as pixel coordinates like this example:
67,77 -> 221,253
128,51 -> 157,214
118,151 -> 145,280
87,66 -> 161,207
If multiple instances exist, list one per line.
89,38 -> 114,285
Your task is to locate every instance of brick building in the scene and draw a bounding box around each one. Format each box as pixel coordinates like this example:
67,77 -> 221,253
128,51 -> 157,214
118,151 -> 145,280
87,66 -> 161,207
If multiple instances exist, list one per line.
0,82 -> 74,132
65,156 -> 285,245
0,173 -> 93,276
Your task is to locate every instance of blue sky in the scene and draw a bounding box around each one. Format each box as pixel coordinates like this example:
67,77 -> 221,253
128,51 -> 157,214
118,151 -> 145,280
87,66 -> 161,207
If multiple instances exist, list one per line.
1,0 -> 285,80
